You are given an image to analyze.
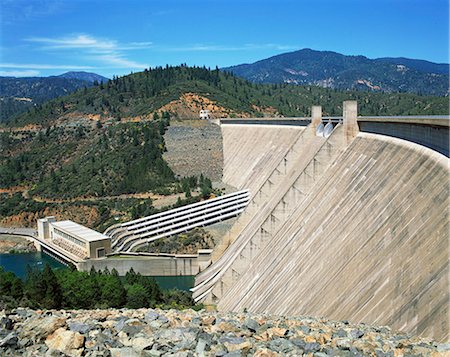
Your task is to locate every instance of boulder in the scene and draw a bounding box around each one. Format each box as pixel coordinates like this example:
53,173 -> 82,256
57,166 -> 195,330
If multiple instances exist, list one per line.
68,321 -> 91,334
0,332 -> 18,348
144,310 -> 159,322
45,327 -> 84,356
20,316 -> 66,342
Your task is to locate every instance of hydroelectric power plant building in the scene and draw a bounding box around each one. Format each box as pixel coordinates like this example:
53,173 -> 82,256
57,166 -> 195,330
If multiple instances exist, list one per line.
33,190 -> 248,273
37,217 -> 112,261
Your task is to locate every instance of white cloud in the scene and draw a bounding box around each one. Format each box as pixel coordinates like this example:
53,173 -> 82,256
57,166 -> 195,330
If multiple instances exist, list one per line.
27,34 -> 117,51
25,34 -> 151,69
0,69 -> 40,77
0,63 -> 94,70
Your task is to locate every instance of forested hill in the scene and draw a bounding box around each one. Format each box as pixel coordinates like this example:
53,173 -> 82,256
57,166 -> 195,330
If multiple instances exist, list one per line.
6,65 -> 448,127
223,49 -> 449,96
0,72 -> 108,123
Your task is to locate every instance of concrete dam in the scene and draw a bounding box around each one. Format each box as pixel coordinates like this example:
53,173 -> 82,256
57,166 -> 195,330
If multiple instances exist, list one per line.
192,101 -> 449,342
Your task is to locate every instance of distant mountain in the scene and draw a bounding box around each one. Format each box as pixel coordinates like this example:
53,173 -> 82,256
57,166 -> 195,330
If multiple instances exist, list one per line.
56,71 -> 109,83
0,72 -> 106,122
374,57 -> 449,75
8,65 -> 448,128
223,49 -> 449,96
0,76 -> 90,101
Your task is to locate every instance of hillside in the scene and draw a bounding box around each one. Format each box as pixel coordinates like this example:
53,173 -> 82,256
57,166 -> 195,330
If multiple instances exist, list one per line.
6,65 -> 448,128
223,48 -> 449,96
375,57 -> 449,75
1,121 -> 174,199
0,72 -> 107,123
0,114 -> 215,231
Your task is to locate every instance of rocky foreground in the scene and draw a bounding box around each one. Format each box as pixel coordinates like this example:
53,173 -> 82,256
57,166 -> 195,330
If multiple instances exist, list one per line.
0,308 -> 448,357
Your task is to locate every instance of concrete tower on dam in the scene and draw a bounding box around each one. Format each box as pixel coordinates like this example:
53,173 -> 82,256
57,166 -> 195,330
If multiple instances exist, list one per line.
192,101 -> 450,341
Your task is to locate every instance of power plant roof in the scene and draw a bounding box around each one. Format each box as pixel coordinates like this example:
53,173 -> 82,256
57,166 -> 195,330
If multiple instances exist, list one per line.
52,220 -> 109,243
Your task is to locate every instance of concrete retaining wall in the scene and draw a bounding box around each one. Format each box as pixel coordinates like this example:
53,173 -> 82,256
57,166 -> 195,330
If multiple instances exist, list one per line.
79,255 -> 205,276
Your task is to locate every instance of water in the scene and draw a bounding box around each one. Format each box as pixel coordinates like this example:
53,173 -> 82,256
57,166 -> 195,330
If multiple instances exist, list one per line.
0,252 -> 195,291
152,275 -> 194,291
0,251 -> 66,279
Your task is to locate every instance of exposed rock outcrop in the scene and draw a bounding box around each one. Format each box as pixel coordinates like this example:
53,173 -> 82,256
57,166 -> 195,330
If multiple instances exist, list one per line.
0,235 -> 35,254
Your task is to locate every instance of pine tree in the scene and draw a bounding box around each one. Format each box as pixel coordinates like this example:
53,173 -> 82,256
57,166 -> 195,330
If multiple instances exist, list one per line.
42,264 -> 62,309
126,283 -> 148,308
24,265 -> 46,307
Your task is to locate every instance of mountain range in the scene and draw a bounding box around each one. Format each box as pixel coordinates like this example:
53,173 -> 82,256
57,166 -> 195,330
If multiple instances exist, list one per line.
0,72 -> 109,122
223,49 -> 449,96
2,50 -> 448,124
7,65 -> 447,128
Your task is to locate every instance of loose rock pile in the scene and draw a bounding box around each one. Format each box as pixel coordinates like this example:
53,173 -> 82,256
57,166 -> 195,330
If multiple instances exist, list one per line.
0,308 -> 448,356
163,120 -> 223,182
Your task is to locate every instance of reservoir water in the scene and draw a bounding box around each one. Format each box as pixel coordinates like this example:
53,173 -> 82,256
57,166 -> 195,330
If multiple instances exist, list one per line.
0,252 -> 194,291
0,251 -> 65,279
153,275 -> 194,291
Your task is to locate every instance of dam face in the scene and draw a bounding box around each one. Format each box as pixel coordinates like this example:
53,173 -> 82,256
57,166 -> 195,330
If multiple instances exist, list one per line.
193,103 -> 450,341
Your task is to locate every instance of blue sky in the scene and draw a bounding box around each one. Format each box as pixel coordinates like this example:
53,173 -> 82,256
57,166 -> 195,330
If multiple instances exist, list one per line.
0,0 -> 448,78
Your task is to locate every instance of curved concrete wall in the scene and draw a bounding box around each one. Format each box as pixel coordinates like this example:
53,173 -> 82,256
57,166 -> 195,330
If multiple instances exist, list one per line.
197,114 -> 449,341
221,116 -> 450,157
358,118 -> 449,156
218,132 -> 449,341
221,124 -> 303,192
